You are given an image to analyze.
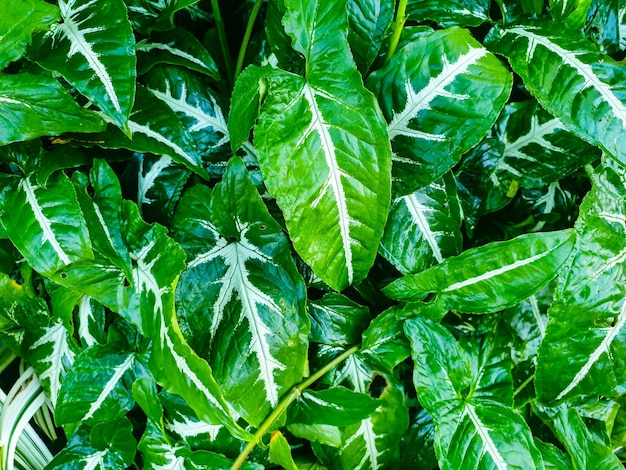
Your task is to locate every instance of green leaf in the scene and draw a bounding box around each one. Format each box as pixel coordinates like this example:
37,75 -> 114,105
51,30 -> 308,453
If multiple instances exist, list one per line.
367,26 -> 511,194
2,172 -> 93,278
144,65 -> 230,158
405,318 -> 544,469
289,388 -> 380,426
347,0 -> 394,73
96,84 -> 208,179
172,157 -> 309,426
269,431 -> 299,470
46,418 -> 136,469
384,230 -> 575,313
37,0 -> 136,133
255,0 -> 392,291
0,73 -> 105,145
124,0 -> 197,33
380,173 -> 463,275
308,293 -> 371,346
54,346 -> 147,426
407,0 -> 491,27
137,27 -> 220,79
486,22 -> 626,166
537,160 -> 626,403
0,0 -> 59,69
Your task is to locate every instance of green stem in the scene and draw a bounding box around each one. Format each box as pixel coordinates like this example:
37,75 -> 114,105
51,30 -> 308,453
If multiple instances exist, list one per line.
234,0 -> 264,81
231,344 -> 360,470
211,0 -> 233,87
385,0 -> 408,65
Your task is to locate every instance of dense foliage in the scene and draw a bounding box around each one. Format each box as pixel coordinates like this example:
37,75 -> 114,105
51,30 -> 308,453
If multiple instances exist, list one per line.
0,0 -> 626,468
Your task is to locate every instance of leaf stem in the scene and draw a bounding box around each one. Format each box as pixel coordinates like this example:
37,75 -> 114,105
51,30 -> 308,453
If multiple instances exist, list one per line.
234,0 -> 264,81
385,0 -> 408,65
230,344 -> 360,470
210,0 -> 234,87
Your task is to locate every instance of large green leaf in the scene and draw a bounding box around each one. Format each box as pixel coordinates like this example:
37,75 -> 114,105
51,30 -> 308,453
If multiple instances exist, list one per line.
486,22 -> 626,166
0,0 -> 59,69
1,172 -> 93,277
384,230 -> 575,313
367,26 -> 511,194
407,0 -> 490,27
308,293 -> 371,347
537,160 -> 626,403
347,0 -> 394,73
37,0 -> 136,133
404,318 -> 543,469
0,73 -> 104,145
379,173 -> 463,275
254,0 -> 392,291
172,157 -> 309,426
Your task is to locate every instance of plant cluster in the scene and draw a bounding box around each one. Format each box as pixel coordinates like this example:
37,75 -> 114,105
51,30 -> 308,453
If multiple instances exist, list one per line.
1,0 -> 626,469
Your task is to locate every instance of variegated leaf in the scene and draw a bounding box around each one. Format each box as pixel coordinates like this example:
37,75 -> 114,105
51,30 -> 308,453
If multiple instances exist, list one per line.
254,0 -> 392,291
145,66 -> 231,158
380,173 -> 463,275
367,26 -> 511,194
486,22 -> 626,166
37,0 -> 136,133
125,0 -> 197,33
172,157 -> 308,426
537,159 -> 626,403
137,27 -> 219,78
2,172 -> 93,278
96,85 -> 208,179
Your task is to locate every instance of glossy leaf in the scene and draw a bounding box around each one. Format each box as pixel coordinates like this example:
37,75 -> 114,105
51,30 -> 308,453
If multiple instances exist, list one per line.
308,293 -> 371,346
124,0 -> 197,33
172,157 -> 308,426
255,0 -> 392,291
0,73 -> 104,145
2,172 -> 93,277
407,0 -> 490,27
384,229 -> 575,313
0,0 -> 59,69
486,22 -> 626,166
537,160 -> 626,403
367,26 -> 511,194
289,388 -> 380,426
137,27 -> 219,78
97,85 -> 208,179
269,431 -> 298,470
405,318 -> 543,469
37,0 -> 136,133
347,0 -> 394,73
380,173 -> 463,275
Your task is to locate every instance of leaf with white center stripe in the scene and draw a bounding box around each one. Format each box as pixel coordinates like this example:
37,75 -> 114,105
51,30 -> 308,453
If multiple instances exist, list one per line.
254,0 -> 392,291
54,346 -> 146,426
2,172 -> 93,277
37,0 -> 136,133
46,417 -> 136,469
145,65 -> 231,159
384,229 -> 575,313
406,0 -> 490,27
172,157 -> 309,427
0,73 -> 104,145
137,27 -> 219,78
537,159 -> 626,403
404,317 -> 544,470
380,173 -> 462,275
367,26 -> 511,194
486,22 -> 626,166
95,84 -> 208,179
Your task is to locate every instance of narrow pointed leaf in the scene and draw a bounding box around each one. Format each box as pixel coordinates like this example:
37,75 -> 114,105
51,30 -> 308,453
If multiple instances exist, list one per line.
486,22 -> 626,165
405,318 -> 544,469
37,0 -> 136,132
380,173 -> 463,275
384,230 -> 575,313
0,0 -> 59,69
537,160 -> 626,403
172,157 -> 309,426
367,26 -> 511,193
2,172 -> 93,277
0,73 -> 104,145
255,0 -> 392,291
